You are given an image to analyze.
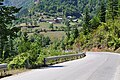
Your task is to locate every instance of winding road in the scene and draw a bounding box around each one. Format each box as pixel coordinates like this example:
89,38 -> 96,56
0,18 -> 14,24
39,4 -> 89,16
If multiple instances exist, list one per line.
1,52 -> 120,80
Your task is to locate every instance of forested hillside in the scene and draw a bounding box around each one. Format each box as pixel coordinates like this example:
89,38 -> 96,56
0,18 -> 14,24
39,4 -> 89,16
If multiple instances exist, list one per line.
37,0 -> 101,17
4,0 -> 101,18
4,0 -> 33,8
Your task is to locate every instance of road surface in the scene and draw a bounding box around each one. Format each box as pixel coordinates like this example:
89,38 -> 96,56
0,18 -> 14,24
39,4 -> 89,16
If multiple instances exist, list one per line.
1,52 -> 120,80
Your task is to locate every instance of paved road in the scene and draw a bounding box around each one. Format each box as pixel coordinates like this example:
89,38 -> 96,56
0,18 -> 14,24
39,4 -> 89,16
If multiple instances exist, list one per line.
1,52 -> 120,80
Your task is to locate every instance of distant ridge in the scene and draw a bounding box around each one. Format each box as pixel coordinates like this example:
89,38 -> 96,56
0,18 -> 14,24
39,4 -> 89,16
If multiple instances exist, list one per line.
4,0 -> 33,8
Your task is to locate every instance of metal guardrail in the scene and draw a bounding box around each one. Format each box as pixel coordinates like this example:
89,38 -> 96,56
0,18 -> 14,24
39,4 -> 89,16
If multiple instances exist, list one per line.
43,52 -> 86,66
0,63 -> 7,76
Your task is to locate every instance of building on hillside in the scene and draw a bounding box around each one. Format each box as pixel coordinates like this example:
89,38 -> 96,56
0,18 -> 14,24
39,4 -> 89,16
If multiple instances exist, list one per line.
34,0 -> 40,4
47,20 -> 55,24
72,19 -> 78,22
54,17 -> 63,23
67,16 -> 72,19
46,17 -> 63,24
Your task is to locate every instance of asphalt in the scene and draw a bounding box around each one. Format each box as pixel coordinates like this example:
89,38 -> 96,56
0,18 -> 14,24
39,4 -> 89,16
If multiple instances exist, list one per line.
1,52 -> 120,80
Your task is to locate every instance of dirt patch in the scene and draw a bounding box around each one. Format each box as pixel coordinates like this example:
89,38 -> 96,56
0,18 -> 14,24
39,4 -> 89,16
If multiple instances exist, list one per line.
115,48 -> 120,53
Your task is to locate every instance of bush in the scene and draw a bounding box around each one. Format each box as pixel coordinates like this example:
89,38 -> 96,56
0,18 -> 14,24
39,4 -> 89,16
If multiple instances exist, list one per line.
8,52 -> 28,69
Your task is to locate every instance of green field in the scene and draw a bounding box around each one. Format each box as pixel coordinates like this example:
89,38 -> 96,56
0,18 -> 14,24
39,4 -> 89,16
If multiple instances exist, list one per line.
40,31 -> 66,41
24,22 -> 66,41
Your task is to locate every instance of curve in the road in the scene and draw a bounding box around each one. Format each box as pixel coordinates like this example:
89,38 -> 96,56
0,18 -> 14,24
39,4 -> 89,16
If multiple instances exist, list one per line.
1,52 -> 120,80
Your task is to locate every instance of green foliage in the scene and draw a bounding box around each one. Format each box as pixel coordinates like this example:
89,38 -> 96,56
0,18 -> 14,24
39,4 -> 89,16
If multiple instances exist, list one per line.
64,27 -> 79,49
83,7 -> 91,35
8,52 -> 28,69
5,0 -> 101,18
7,32 -> 68,69
49,23 -> 54,30
108,0 -> 119,20
72,0 -> 120,52
99,0 -> 106,22
90,16 -> 100,30
75,19 -> 120,51
0,0 -> 20,58
8,46 -> 65,69
14,32 -> 51,53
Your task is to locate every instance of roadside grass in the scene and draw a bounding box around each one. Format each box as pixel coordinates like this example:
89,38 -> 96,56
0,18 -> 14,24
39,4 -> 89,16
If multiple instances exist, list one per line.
0,68 -> 30,79
8,68 -> 29,75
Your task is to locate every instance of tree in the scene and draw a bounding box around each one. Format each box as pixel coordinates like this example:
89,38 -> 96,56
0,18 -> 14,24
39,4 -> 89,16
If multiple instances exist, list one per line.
49,23 -> 54,30
65,19 -> 70,27
0,0 -> 20,58
83,7 -> 91,35
100,0 -> 106,23
60,41 -> 65,51
108,0 -> 119,21
90,16 -> 100,29
72,28 -> 79,39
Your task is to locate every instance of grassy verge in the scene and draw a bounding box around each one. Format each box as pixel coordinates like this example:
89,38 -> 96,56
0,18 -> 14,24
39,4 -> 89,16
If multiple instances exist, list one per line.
0,68 -> 30,79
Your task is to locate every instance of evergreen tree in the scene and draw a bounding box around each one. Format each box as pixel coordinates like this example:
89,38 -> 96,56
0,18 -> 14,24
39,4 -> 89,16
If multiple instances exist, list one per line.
0,0 -> 20,58
49,23 -> 54,30
83,7 -> 91,35
100,0 -> 106,23
90,16 -> 100,29
109,0 -> 119,20
113,0 -> 119,17
72,28 -> 79,39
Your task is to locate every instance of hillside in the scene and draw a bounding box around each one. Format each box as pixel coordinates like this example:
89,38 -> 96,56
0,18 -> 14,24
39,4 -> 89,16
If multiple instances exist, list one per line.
37,0 -> 100,17
74,20 -> 120,52
4,0 -> 34,8
4,0 -> 101,18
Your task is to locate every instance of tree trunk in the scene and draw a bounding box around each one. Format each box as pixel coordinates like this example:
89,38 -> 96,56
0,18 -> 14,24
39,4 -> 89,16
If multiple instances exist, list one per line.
0,35 -> 3,58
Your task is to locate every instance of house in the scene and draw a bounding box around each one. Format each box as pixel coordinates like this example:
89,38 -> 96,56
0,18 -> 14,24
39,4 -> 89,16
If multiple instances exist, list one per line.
67,16 -> 72,19
34,0 -> 40,4
54,17 -> 63,23
47,20 -> 55,24
39,18 -> 46,22
47,17 -> 63,24
73,19 -> 78,22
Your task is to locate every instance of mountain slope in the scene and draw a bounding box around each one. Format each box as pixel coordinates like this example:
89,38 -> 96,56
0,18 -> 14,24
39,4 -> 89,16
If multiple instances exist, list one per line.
4,0 -> 34,8
4,0 -> 101,18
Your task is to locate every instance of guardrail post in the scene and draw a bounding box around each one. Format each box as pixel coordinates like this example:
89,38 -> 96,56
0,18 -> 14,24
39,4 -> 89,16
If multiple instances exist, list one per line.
43,58 -> 47,66
0,63 -> 7,76
4,69 -> 6,75
1,71 -> 2,76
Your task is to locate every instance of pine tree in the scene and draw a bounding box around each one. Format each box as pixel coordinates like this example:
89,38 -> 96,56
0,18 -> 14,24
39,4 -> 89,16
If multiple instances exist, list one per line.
0,0 -> 20,58
109,0 -> 119,21
73,28 -> 79,39
83,7 -> 91,35
100,0 -> 106,23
